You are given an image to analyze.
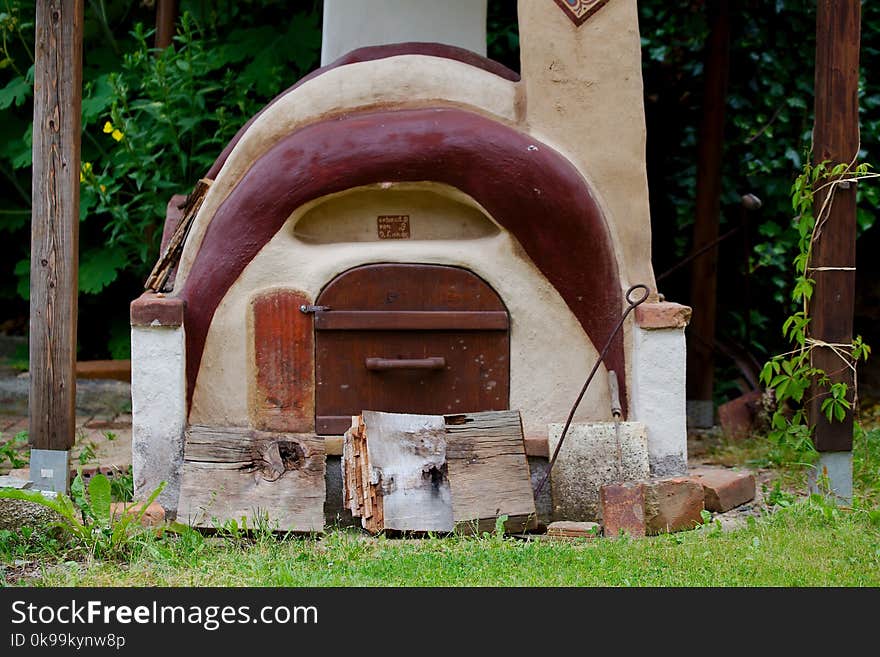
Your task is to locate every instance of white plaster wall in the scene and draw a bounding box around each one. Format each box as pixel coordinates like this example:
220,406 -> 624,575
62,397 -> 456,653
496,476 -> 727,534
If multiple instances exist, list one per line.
189,185 -> 613,439
630,326 -> 688,476
174,56 -> 517,289
131,325 -> 186,514
321,0 -> 487,65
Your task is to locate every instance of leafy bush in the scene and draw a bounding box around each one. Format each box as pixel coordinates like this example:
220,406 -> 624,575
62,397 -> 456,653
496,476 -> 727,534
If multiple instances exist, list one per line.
0,1 -> 321,358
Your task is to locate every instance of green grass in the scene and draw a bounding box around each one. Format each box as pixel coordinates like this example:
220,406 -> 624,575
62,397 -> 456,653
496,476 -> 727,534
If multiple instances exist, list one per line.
6,500 -> 878,587
4,413 -> 880,588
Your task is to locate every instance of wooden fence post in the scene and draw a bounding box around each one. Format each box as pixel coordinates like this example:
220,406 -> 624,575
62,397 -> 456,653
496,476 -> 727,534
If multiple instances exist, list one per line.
808,0 -> 861,501
155,0 -> 177,49
686,0 -> 730,427
29,0 -> 83,492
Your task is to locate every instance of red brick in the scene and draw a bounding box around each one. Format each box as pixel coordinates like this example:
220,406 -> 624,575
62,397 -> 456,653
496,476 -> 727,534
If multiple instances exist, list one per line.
690,467 -> 756,512
635,302 -> 692,329
643,477 -> 704,534
110,501 -> 166,527
718,390 -> 761,439
599,482 -> 646,539
130,291 -> 185,327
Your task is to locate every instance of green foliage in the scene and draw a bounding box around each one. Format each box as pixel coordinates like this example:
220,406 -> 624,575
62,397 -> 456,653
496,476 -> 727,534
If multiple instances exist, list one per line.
640,0 -> 880,384
0,429 -> 27,468
0,473 -> 166,559
0,1 -> 322,358
759,160 -> 876,461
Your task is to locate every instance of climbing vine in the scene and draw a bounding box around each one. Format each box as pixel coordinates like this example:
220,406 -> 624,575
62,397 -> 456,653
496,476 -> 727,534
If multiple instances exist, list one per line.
759,159 -> 879,459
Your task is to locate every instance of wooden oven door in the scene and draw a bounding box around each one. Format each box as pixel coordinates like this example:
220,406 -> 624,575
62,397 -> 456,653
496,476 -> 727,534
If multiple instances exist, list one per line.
314,264 -> 510,435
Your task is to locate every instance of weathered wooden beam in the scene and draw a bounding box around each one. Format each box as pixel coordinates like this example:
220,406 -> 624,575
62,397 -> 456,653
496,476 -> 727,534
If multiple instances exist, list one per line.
808,0 -> 861,453
29,0 -> 83,468
177,426 -> 326,532
444,410 -> 536,534
686,0 -> 730,412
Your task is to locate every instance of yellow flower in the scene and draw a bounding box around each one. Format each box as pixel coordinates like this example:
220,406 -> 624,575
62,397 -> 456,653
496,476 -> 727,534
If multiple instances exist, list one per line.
111,129 -> 124,142
79,171 -> 84,183
100,184 -> 106,193
79,161 -> 92,183
103,121 -> 113,134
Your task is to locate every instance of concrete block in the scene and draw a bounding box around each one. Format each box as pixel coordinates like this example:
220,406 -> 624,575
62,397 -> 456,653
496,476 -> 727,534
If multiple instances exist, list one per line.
599,482 -> 645,539
643,476 -> 704,535
631,324 -> 689,475
691,467 -> 756,512
131,324 -> 186,517
808,451 -> 853,505
547,422 -> 649,521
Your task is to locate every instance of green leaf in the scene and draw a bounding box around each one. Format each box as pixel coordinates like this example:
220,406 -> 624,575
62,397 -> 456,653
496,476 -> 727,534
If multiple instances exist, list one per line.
0,76 -> 31,109
14,258 -> 29,300
82,74 -> 114,124
78,246 -> 129,294
88,474 -> 112,523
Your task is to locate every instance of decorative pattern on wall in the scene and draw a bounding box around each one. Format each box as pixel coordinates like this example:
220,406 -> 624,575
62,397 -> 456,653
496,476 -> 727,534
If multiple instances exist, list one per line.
553,0 -> 610,26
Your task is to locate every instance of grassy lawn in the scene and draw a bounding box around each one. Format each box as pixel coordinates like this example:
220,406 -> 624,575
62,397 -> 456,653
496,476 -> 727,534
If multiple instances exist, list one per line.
4,417 -> 880,587
1,498 -> 874,587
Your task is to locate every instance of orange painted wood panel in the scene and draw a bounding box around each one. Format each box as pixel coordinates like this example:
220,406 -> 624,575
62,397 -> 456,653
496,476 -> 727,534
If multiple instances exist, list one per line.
252,290 -> 314,432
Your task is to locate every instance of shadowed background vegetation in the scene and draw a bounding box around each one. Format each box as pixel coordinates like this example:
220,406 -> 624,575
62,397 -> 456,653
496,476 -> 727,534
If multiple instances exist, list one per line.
0,0 -> 878,405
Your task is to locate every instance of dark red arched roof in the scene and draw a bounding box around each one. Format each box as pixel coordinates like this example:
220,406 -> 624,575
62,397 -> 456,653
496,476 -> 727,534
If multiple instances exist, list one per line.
205,42 -> 520,180
181,107 -> 625,412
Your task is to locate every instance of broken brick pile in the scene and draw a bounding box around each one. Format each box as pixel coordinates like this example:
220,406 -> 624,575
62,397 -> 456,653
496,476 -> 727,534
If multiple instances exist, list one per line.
598,467 -> 755,539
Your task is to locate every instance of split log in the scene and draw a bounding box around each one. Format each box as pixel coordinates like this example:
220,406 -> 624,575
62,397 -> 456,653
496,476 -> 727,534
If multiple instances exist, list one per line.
177,425 -> 325,532
445,410 -> 537,533
344,411 -> 452,533
343,410 -> 535,534
145,178 -> 212,292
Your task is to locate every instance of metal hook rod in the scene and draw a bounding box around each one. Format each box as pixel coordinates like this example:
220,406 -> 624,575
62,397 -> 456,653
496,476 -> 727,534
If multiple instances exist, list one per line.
534,284 -> 650,497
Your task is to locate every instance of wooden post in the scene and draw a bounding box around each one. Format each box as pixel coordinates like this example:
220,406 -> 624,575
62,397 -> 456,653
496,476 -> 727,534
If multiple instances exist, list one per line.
809,2 -> 860,467
686,0 -> 730,425
155,0 -> 177,49
29,0 -> 83,491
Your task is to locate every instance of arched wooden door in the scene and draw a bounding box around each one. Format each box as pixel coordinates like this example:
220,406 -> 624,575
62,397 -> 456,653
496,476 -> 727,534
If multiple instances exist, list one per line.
314,264 -> 510,434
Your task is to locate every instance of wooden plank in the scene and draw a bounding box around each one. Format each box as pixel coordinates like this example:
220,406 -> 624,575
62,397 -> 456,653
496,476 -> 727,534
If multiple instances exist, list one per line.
808,0 -> 860,452
252,290 -> 314,432
314,310 -> 509,331
177,425 -> 325,532
686,0 -> 730,404
29,0 -> 84,453
444,410 -> 536,534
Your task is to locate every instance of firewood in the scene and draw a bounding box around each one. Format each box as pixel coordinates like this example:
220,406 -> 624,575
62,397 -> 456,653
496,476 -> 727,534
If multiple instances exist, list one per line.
145,178 -> 212,292
342,410 -> 536,535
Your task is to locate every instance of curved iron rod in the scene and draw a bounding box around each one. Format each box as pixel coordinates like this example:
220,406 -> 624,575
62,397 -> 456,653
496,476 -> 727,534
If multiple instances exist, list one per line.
534,284 -> 650,497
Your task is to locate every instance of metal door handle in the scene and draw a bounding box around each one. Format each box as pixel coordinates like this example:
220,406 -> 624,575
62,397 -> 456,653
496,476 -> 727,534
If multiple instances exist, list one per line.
365,357 -> 446,371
